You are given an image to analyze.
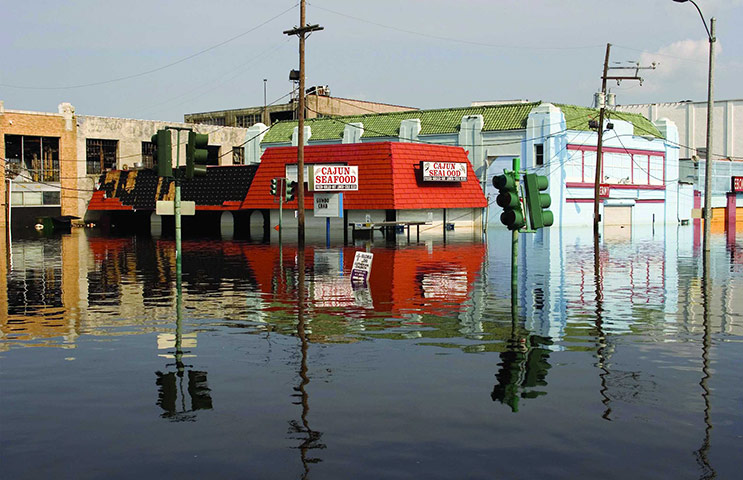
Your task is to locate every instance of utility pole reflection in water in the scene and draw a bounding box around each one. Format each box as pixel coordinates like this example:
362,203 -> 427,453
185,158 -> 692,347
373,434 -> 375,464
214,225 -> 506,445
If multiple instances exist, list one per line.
155,243 -> 212,421
288,248 -> 325,477
695,248 -> 715,478
593,234 -> 613,421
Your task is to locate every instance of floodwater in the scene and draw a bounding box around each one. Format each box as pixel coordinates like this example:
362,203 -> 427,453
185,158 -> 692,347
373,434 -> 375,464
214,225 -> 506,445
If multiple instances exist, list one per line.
1,224 -> 741,479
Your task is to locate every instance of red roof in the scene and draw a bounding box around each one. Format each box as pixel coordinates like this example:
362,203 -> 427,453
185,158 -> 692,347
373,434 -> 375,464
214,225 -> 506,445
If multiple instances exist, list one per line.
241,142 -> 487,210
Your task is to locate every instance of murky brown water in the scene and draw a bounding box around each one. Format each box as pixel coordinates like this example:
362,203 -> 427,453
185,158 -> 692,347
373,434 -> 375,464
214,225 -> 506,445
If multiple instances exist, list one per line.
1,225 -> 741,479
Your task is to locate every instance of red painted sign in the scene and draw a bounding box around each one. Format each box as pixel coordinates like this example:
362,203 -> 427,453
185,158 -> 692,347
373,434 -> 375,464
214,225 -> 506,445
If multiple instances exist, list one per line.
732,176 -> 743,192
599,184 -> 611,198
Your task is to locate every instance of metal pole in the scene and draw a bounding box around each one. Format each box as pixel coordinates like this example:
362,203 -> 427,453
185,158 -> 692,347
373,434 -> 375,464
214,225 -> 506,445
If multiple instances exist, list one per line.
297,0 -> 307,248
263,78 -> 268,125
511,156 -> 520,308
6,178 -> 11,247
594,43 -> 611,237
175,130 -> 182,263
703,18 -> 716,252
326,217 -> 330,248
279,178 -> 284,244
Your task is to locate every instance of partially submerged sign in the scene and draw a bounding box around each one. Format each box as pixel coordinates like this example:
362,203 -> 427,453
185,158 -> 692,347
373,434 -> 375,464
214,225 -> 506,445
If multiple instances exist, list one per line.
350,251 -> 373,286
422,161 -> 467,182
314,193 -> 343,217
309,165 -> 359,191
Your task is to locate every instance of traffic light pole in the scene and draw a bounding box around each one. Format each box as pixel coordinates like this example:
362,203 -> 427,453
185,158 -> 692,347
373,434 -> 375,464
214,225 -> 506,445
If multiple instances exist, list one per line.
511,158 -> 520,307
175,130 -> 182,264
279,178 -> 284,245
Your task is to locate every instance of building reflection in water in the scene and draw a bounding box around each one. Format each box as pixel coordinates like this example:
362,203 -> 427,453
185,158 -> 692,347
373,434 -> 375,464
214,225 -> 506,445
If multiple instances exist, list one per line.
0,226 -> 736,467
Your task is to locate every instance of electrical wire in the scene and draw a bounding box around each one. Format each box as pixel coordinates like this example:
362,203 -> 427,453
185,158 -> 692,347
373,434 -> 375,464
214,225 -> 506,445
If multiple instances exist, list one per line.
308,2 -> 603,51
131,39 -> 292,118
0,3 -> 298,90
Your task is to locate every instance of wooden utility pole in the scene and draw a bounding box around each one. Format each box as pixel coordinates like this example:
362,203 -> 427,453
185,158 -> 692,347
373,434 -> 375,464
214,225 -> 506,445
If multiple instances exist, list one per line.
284,0 -> 323,247
593,43 -> 611,237
593,44 -> 655,236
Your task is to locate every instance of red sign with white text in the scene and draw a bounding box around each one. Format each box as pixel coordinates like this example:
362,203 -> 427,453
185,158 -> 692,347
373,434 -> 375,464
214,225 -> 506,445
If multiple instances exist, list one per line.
732,176 -> 743,192
599,184 -> 611,198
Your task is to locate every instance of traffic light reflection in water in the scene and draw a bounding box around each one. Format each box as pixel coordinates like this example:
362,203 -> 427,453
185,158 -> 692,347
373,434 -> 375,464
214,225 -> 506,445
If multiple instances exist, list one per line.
1,224 -> 741,479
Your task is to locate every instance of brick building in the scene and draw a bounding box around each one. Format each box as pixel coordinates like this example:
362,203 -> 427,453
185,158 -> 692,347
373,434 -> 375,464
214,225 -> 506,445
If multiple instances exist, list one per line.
1,101 -> 77,231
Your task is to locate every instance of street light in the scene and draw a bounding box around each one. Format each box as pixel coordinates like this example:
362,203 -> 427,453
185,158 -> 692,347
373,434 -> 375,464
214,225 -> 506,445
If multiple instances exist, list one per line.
673,0 -> 715,251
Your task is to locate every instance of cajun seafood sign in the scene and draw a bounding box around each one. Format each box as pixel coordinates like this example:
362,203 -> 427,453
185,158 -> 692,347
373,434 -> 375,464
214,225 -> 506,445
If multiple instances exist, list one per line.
421,161 -> 467,182
309,165 -> 359,191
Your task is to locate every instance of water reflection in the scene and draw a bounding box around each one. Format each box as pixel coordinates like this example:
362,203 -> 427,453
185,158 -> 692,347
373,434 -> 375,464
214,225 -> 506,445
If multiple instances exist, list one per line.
288,249 -> 325,478
2,225 -> 742,478
491,333 -> 552,412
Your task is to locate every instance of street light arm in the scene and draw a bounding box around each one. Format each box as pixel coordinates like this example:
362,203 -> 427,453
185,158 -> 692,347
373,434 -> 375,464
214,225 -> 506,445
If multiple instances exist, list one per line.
689,0 -> 713,40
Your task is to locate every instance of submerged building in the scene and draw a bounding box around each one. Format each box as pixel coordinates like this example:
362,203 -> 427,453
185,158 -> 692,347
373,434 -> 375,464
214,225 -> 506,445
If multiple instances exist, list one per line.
248,101 -> 689,230
0,101 -> 248,233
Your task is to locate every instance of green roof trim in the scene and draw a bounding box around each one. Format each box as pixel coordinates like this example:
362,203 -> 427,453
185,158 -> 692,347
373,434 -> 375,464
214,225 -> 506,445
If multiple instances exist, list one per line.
261,101 -> 662,143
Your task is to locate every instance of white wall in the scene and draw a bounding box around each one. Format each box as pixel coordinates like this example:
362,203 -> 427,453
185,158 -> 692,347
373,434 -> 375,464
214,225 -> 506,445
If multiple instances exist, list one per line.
617,99 -> 742,160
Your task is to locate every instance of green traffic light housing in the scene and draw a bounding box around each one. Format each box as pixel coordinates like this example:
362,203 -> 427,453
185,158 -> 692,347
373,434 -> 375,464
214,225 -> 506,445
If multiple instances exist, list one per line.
151,130 -> 172,178
285,180 -> 298,202
493,172 -> 525,231
270,177 -> 279,196
186,131 -> 209,179
523,173 -> 554,229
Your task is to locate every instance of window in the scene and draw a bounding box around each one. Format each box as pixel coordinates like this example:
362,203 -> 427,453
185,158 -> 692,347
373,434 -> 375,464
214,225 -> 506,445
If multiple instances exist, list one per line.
564,149 -> 583,182
4,134 -> 60,182
649,156 -> 664,186
207,145 -> 220,165
235,114 -> 261,127
567,146 -> 665,187
141,141 -> 156,169
534,144 -> 544,166
232,146 -> 244,165
633,154 -> 649,184
43,191 -> 61,205
203,117 -> 225,126
86,139 -> 118,174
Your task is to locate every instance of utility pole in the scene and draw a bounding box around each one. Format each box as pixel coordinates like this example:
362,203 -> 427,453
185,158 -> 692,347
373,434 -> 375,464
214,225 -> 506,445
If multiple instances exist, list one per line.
702,18 -> 715,252
284,0 -> 323,248
593,44 -> 655,236
263,78 -> 268,125
593,43 -> 611,237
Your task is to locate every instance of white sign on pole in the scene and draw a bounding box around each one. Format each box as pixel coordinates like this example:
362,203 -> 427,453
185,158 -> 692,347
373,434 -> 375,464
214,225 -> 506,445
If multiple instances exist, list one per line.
350,251 -> 373,286
156,201 -> 196,216
310,165 -> 358,191
313,193 -> 343,217
421,161 -> 467,182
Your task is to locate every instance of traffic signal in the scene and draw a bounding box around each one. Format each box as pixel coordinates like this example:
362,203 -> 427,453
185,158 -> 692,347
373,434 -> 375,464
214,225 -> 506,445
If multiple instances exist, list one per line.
151,130 -> 172,178
270,177 -> 279,196
285,180 -> 298,202
186,131 -> 209,179
523,173 -> 553,229
493,172 -> 525,230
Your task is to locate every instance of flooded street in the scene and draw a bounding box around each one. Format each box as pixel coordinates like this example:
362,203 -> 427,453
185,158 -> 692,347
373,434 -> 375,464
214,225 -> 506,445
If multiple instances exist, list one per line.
1,225 -> 742,479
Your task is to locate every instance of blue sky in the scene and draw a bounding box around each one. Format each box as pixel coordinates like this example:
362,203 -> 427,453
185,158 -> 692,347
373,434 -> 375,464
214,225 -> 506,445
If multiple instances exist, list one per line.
1,0 -> 741,121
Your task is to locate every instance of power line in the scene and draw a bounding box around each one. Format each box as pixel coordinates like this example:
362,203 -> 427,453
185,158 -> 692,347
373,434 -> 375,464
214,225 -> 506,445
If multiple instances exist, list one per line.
308,2 -> 602,51
0,3 -> 298,90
